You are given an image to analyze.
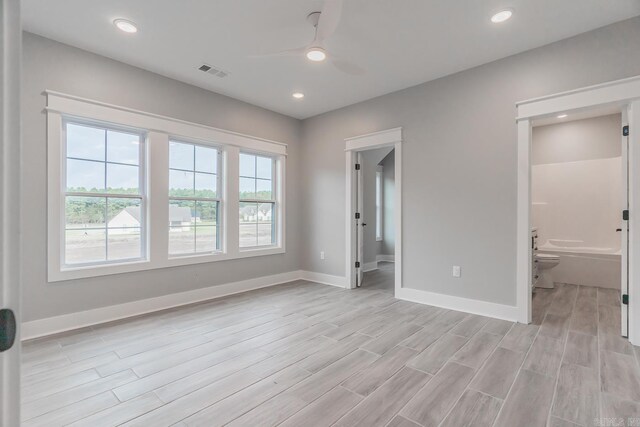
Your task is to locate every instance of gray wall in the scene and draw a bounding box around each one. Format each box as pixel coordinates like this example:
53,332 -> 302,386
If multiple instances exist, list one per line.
532,114 -> 622,165
300,17 -> 640,306
22,33 -> 303,322
380,150 -> 395,257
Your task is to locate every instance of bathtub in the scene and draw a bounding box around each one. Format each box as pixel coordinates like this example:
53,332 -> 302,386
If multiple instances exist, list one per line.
538,240 -> 621,289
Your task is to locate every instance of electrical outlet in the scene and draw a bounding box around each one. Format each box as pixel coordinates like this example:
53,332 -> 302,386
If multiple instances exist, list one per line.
452,266 -> 461,278
320,251 -> 325,260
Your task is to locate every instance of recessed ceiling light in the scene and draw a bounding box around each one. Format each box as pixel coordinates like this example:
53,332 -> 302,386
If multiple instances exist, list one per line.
557,114 -> 568,119
292,92 -> 305,99
491,9 -> 513,23
306,47 -> 326,62
113,19 -> 138,33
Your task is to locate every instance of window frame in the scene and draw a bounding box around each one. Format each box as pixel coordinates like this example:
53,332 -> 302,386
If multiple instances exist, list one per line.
47,91 -> 286,282
238,151 -> 278,250
167,139 -> 223,257
61,118 -> 148,268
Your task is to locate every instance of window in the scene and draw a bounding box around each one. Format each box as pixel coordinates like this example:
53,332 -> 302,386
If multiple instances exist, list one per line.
64,121 -> 145,266
168,141 -> 220,255
239,152 -> 276,248
376,168 -> 383,241
48,92 -> 286,281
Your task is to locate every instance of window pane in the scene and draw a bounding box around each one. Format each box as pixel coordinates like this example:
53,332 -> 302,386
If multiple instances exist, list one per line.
195,146 -> 217,174
66,123 -> 105,161
170,142 -> 194,170
256,179 -> 273,200
67,159 -> 105,192
65,229 -> 106,264
196,201 -> 217,226
258,223 -> 274,246
257,203 -> 273,223
239,224 -> 257,248
169,226 -> 195,254
256,156 -> 272,179
107,163 -> 139,194
107,130 -> 140,165
239,202 -> 258,223
239,153 -> 256,178
108,228 -> 141,260
65,196 -> 106,229
195,173 -> 217,198
196,226 -> 217,252
169,200 -> 195,227
169,169 -> 194,197
107,198 -> 141,228
239,177 -> 256,199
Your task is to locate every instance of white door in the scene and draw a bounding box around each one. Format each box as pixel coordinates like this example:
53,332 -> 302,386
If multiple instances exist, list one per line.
356,152 -> 364,287
621,108 -> 630,337
0,1 -> 22,425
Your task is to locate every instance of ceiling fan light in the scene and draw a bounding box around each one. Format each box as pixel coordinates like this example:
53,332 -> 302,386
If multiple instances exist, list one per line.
306,47 -> 327,62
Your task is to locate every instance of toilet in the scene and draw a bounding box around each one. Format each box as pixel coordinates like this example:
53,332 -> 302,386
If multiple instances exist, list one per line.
535,253 -> 560,289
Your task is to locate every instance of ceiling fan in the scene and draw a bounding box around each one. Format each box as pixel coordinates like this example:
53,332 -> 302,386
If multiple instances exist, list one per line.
253,0 -> 365,75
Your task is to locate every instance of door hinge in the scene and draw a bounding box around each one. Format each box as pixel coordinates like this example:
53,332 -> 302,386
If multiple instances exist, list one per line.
355,163 -> 361,170
355,261 -> 361,268
622,294 -> 629,305
623,125 -> 629,136
0,308 -> 17,352
355,212 -> 361,219
623,210 -> 629,221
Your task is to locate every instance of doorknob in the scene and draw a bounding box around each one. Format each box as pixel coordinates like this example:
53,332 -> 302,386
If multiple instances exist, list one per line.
362,223 -> 367,226
0,308 -> 17,352
616,228 -> 622,232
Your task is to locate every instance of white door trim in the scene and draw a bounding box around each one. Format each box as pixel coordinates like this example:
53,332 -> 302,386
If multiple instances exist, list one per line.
516,75 -> 640,345
345,128 -> 402,296
0,1 -> 22,425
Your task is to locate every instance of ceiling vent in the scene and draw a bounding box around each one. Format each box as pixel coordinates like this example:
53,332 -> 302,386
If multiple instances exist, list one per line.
198,63 -> 229,78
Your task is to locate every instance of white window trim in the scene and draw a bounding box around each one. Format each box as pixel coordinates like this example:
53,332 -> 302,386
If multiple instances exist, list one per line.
47,91 -> 286,282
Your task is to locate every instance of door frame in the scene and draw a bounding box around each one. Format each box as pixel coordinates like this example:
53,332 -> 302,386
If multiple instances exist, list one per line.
0,0 -> 22,425
516,75 -> 640,345
345,127 -> 402,295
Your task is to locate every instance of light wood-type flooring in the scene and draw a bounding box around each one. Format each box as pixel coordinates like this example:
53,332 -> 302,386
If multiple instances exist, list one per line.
21,274 -> 640,426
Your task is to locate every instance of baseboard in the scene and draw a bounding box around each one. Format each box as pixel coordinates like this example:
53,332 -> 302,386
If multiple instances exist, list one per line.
363,261 -> 378,272
299,271 -> 348,288
396,287 -> 519,322
21,270 -> 303,341
376,254 -> 395,262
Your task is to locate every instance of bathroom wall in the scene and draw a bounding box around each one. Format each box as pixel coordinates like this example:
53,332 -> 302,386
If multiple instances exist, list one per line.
532,114 -> 622,252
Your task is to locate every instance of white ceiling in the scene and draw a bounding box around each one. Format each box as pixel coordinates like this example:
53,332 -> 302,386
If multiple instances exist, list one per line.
22,0 -> 640,119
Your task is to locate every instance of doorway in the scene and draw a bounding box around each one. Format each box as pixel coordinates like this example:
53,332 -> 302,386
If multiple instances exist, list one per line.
354,147 -> 396,293
516,76 -> 640,346
345,128 -> 403,296
530,111 -> 627,337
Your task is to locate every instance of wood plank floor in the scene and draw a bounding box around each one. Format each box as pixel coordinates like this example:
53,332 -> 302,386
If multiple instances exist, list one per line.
21,276 -> 640,426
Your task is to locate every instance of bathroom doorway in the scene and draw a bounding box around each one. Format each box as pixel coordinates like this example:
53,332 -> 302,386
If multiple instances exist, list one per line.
515,77 -> 640,345
530,111 -> 628,336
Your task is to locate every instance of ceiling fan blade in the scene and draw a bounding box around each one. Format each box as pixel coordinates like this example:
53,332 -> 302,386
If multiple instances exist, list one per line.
331,57 -> 365,76
316,0 -> 343,43
249,46 -> 307,58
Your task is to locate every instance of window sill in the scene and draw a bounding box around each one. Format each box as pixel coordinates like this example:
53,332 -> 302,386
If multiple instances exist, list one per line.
49,246 -> 286,283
